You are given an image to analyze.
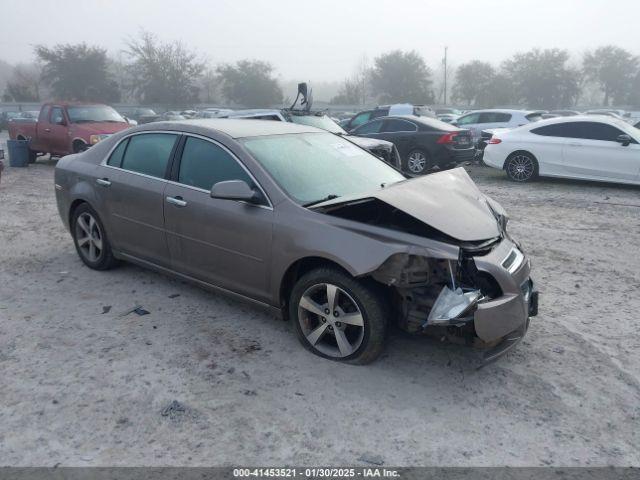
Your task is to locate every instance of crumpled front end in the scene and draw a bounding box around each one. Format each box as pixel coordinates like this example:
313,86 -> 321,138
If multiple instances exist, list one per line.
371,235 -> 538,363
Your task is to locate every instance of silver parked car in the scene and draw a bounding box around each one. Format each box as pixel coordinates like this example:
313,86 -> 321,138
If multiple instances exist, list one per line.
54,119 -> 537,364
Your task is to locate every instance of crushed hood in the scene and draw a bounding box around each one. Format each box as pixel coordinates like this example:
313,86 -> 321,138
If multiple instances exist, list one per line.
314,168 -> 501,242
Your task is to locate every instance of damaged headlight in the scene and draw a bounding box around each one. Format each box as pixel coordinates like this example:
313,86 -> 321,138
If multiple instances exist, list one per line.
426,286 -> 482,326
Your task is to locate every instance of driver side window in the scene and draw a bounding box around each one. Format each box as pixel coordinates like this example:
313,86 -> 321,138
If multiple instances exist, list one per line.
178,136 -> 254,192
50,107 -> 65,125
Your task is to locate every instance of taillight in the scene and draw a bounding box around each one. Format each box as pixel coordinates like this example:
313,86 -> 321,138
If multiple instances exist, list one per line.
488,138 -> 502,144
437,132 -> 457,144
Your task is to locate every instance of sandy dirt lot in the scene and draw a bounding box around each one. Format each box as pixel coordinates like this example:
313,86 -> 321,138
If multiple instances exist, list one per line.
1,133 -> 639,466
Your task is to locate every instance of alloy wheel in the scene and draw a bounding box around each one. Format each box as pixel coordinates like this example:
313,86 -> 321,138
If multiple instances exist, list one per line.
75,212 -> 103,263
407,151 -> 427,174
297,283 -> 365,358
507,154 -> 535,181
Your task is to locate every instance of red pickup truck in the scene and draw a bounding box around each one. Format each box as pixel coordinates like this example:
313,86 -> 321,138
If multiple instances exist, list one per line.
9,102 -> 131,161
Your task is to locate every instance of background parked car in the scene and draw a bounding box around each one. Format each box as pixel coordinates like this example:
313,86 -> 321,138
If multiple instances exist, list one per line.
351,115 -> 474,175
197,108 -> 234,118
550,110 -> 580,116
116,107 -> 157,123
9,102 -> 131,159
483,115 -> 640,184
452,109 -> 545,144
0,111 -> 20,131
342,103 -> 435,132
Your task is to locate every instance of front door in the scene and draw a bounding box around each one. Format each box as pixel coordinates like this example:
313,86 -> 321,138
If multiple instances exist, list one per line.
48,106 -> 69,154
561,122 -> 640,181
163,135 -> 273,302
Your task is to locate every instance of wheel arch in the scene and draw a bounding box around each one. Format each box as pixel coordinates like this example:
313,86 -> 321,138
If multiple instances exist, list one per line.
278,256 -> 354,317
504,149 -> 538,170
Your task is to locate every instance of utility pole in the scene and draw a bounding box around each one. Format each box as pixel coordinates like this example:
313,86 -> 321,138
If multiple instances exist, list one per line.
443,46 -> 448,106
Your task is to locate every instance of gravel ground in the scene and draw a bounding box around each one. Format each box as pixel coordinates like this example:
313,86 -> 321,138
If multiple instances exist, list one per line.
1,132 -> 639,467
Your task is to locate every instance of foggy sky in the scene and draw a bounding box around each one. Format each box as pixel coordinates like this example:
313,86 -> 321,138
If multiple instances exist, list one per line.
1,0 -> 638,82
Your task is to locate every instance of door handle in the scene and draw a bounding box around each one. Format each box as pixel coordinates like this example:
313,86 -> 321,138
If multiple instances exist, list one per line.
44,128 -> 51,133
96,178 -> 111,187
568,143 -> 582,147
166,196 -> 187,207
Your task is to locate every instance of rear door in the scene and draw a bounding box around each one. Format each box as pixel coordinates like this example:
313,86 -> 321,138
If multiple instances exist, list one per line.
562,122 -> 640,181
378,118 -> 419,158
96,132 -> 179,266
163,135 -> 274,302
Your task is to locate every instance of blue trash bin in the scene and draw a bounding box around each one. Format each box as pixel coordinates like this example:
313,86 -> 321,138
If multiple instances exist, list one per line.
7,139 -> 30,167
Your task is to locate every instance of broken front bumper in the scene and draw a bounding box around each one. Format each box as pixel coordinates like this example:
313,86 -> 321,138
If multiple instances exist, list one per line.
472,238 -> 537,343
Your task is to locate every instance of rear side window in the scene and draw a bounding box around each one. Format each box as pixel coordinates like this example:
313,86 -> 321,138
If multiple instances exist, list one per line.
107,138 -> 129,167
478,112 -> 512,123
525,113 -> 544,122
353,119 -> 383,135
178,137 -> 252,191
531,123 -> 571,137
456,112 -> 480,125
382,119 -> 417,133
120,133 -> 178,178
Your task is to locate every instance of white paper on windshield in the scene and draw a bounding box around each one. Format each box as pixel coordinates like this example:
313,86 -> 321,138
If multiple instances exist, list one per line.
332,143 -> 361,157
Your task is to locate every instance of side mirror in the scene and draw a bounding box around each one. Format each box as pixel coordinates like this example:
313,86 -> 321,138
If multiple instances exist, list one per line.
617,134 -> 632,147
210,180 -> 259,203
450,121 -> 459,126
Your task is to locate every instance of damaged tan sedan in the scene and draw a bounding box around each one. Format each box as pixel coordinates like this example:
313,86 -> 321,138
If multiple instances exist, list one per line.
54,119 -> 538,364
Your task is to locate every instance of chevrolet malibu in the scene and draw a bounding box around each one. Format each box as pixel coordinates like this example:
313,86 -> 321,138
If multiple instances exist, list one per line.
55,120 -> 538,364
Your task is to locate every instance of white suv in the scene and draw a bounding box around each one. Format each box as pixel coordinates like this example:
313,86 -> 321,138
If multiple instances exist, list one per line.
454,109 -> 545,143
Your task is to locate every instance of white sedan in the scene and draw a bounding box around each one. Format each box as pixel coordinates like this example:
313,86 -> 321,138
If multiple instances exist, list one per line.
483,115 -> 640,185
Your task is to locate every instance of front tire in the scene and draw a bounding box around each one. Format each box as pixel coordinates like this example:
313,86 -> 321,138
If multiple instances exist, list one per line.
505,152 -> 538,182
71,203 -> 118,270
289,267 -> 387,364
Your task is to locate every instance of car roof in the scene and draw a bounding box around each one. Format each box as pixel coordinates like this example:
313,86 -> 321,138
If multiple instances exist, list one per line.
521,114 -> 630,129
137,118 -> 322,138
462,109 -> 542,115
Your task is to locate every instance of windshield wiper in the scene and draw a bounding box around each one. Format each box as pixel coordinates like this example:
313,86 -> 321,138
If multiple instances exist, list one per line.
303,194 -> 340,207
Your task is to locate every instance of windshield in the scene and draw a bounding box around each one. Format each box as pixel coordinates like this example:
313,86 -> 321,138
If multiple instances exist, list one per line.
241,132 -> 405,205
67,106 -> 125,123
289,114 -> 346,134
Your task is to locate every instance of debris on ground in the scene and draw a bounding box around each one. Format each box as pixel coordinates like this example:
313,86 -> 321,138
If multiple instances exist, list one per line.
101,306 -> 112,314
161,400 -> 186,419
168,294 -> 180,299
134,307 -> 150,316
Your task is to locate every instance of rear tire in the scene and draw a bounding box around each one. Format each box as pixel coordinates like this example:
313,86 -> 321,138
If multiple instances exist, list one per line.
289,267 -> 388,364
71,203 -> 118,270
505,151 -> 538,182
405,149 -> 432,175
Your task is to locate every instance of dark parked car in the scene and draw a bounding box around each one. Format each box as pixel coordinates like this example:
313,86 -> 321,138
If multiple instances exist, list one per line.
342,104 -> 435,132
351,115 -> 475,175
